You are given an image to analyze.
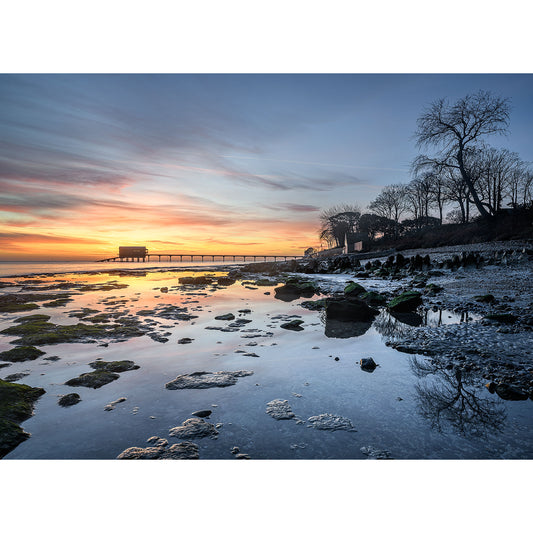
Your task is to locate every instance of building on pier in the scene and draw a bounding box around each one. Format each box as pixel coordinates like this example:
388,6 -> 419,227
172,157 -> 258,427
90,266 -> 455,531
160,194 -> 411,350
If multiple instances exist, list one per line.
119,246 -> 148,260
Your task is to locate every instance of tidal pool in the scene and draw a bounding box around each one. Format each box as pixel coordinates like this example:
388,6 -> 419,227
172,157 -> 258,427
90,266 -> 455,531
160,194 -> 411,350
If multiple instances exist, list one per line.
1,269 -> 532,459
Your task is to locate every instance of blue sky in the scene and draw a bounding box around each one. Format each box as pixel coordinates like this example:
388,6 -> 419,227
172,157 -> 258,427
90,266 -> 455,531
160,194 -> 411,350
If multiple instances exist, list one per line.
1,74 -> 532,258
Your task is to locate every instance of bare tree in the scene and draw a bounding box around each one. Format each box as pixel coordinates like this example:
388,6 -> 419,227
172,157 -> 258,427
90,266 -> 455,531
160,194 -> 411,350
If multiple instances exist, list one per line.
414,91 -> 510,219
319,204 -> 361,248
442,166 -> 472,223
368,184 -> 408,238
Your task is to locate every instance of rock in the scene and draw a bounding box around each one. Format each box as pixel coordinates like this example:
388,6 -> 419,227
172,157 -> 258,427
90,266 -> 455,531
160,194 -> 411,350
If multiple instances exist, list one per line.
215,313 -> 235,320
495,383 -> 529,401
231,446 -> 240,454
235,453 -> 250,459
360,357 -> 377,372
266,399 -> 295,420
177,337 -> 194,344
89,360 -> 139,372
344,282 -> 366,298
104,397 -> 127,411
191,410 -> 212,418
160,287 -> 168,293
3,373 -> 30,382
58,393 -> 81,407
307,413 -> 355,431
360,446 -> 392,459
117,441 -> 199,459
485,382 -> 497,394
484,313 -> 517,324
65,370 -> 120,389
324,298 -> 379,322
165,370 -> 253,390
146,436 -> 168,447
178,276 -> 213,285
169,417 -> 219,439
274,277 -> 319,302
280,319 -> 304,331
360,291 -> 387,306
0,346 -> 46,362
475,294 -> 496,304
0,378 -> 45,458
387,291 -> 422,312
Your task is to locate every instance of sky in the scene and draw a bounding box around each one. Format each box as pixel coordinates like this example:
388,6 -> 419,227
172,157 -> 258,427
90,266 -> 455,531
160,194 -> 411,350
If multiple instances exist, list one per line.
1,73 -> 532,260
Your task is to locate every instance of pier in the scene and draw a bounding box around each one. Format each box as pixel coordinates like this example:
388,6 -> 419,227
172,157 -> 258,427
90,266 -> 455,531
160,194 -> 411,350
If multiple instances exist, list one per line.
97,254 -> 303,263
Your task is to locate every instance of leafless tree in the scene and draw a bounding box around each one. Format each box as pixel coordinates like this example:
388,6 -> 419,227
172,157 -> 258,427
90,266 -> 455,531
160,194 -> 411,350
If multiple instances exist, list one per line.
319,204 -> 361,248
368,184 -> 408,238
414,91 -> 511,219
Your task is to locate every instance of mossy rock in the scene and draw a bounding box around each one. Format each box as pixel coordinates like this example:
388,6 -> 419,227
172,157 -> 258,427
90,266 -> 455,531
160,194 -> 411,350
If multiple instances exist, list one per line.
65,370 -> 120,389
484,313 -> 517,324
88,360 -> 139,372
1,317 -> 148,346
0,293 -> 67,313
344,282 -> 366,298
42,298 -> 74,308
178,276 -> 214,285
58,393 -> 81,407
14,314 -> 51,323
360,291 -> 387,306
0,379 -> 45,458
0,302 -> 39,313
387,291 -> 423,312
274,278 -> 318,301
255,278 -> 278,286
300,298 -> 327,311
424,283 -> 443,295
0,346 -> 46,362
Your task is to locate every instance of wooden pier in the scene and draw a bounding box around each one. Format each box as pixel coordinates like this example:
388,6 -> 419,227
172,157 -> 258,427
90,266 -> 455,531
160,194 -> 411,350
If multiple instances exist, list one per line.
97,254 -> 303,263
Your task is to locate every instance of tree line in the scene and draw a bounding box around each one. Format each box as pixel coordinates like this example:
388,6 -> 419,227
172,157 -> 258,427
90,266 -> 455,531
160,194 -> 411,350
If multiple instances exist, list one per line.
319,91 -> 532,248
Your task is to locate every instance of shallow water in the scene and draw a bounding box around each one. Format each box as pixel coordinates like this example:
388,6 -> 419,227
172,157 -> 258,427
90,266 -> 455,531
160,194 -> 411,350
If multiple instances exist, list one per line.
1,269 -> 532,459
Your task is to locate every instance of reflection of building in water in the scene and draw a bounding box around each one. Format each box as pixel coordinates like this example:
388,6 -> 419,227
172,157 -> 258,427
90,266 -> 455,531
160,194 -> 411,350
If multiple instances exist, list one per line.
409,356 -> 506,438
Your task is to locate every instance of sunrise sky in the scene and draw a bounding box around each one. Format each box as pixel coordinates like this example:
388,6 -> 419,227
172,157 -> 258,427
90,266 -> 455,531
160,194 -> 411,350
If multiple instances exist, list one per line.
1,73 -> 532,260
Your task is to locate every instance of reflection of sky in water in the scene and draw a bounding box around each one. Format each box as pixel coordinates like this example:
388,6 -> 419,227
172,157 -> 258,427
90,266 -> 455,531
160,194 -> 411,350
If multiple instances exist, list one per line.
1,270 -> 532,459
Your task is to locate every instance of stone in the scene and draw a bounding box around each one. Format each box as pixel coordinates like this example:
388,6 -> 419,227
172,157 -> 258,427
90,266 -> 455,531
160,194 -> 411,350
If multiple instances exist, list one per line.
191,409 -> 212,418
58,393 -> 81,407
495,383 -> 529,401
0,378 -> 45,458
266,399 -> 295,420
146,436 -> 168,447
117,441 -> 199,459
177,337 -> 194,344
307,413 -> 355,431
0,346 -> 46,362
325,298 -> 379,322
65,370 -> 120,389
165,370 -> 253,390
344,282 -> 366,298
169,417 -> 219,439
215,313 -> 235,320
360,357 -> 377,372
387,291 -> 423,312
280,319 -> 304,331
89,360 -> 139,372
360,446 -> 392,459
3,373 -> 30,382
104,397 -> 127,411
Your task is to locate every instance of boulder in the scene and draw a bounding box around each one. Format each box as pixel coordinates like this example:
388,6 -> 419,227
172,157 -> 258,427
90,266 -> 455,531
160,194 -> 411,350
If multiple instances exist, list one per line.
360,357 -> 377,372
495,383 -> 529,401
387,291 -> 422,312
344,282 -> 366,298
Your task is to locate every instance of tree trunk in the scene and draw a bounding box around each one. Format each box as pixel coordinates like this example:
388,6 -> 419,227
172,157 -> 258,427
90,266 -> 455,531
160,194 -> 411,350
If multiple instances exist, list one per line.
457,147 -> 491,219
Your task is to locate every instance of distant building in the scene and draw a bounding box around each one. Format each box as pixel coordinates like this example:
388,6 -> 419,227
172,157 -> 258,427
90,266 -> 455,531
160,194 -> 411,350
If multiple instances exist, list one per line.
343,233 -> 368,254
119,246 -> 148,260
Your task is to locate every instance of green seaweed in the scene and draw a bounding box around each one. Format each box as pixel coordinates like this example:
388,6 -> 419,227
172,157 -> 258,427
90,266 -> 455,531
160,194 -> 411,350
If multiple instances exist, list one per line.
0,346 -> 46,362
0,379 -> 45,458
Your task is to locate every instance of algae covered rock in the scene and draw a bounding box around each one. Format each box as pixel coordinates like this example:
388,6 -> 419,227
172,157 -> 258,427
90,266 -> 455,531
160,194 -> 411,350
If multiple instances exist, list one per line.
307,413 -> 355,431
0,346 -> 46,362
344,282 -> 366,298
274,277 -> 319,302
387,291 -> 422,312
89,360 -> 139,372
165,370 -> 253,390
65,370 -> 120,389
0,378 -> 45,458
58,393 -> 81,407
360,291 -> 387,306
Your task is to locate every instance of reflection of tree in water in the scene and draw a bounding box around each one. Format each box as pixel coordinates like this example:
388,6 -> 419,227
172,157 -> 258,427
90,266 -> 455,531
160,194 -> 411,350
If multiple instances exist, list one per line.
410,356 -> 506,438
373,311 -> 414,340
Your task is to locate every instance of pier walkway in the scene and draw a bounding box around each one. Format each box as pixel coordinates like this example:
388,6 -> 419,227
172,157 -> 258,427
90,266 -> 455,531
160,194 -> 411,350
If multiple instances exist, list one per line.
97,254 -> 303,263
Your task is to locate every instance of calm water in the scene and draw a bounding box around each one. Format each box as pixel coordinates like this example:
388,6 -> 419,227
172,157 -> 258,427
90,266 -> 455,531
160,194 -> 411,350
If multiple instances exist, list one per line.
0,260 -> 248,277
1,268 -> 532,459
